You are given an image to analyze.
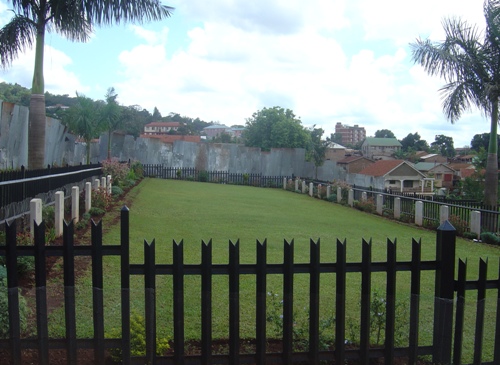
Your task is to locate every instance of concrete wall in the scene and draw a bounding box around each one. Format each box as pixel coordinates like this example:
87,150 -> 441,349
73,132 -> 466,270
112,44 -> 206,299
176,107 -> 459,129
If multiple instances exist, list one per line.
0,100 -> 342,181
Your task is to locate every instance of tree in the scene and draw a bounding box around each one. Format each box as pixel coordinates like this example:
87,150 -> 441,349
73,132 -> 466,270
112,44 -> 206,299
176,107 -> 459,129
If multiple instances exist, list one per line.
431,135 -> 455,158
327,132 -> 343,145
0,0 -> 173,169
374,129 -> 396,138
411,0 -> 500,206
63,93 -> 105,164
471,132 -> 500,152
307,127 -> 328,179
243,106 -> 311,151
399,132 -> 429,152
152,107 -> 162,120
101,87 -> 122,160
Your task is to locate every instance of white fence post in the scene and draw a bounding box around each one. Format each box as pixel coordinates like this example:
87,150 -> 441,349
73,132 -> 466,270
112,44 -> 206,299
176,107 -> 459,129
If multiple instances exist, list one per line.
295,179 -> 299,191
394,197 -> 401,219
107,175 -> 112,195
348,189 -> 354,207
470,211 -> 481,239
54,191 -> 64,237
101,177 -> 106,190
327,185 -> 331,199
376,194 -> 383,215
302,181 -> 306,194
317,184 -> 322,199
309,182 -> 314,197
85,181 -> 92,213
337,187 -> 342,203
94,178 -> 100,189
361,192 -> 367,202
283,177 -> 287,190
72,186 -> 79,223
439,205 -> 449,225
415,201 -> 423,226
30,198 -> 42,240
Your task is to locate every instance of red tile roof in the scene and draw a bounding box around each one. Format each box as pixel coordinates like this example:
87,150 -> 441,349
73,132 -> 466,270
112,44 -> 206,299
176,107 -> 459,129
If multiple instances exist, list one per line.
358,159 -> 405,176
337,156 -> 372,164
145,122 -> 181,127
140,134 -> 201,143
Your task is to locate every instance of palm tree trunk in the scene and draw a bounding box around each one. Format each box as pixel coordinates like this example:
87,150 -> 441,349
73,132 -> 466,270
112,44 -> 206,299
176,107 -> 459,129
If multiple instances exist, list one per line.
484,98 -> 498,208
107,130 -> 111,160
28,16 -> 46,169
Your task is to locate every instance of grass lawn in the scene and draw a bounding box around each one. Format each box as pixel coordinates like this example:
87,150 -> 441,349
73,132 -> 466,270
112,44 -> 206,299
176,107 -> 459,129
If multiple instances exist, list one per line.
48,178 -> 500,361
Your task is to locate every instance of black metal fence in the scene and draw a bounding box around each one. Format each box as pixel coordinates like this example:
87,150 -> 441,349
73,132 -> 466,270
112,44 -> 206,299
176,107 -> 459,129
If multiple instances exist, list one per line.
143,165 -> 288,188
0,164 -> 102,208
1,208 -> 499,364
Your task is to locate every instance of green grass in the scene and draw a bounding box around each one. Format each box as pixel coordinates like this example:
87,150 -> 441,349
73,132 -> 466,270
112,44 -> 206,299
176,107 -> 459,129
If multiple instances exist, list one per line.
47,178 -> 500,361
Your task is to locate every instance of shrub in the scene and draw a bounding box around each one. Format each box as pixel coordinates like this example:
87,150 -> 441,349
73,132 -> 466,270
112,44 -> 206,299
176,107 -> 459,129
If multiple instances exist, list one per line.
463,231 -> 479,240
354,198 -> 376,214
111,186 -> 124,196
0,232 -> 35,277
89,207 -> 106,217
107,313 -> 170,362
198,170 -> 209,182
480,232 -> 500,245
92,187 -> 112,210
102,159 -> 130,187
448,215 -> 468,237
42,205 -> 55,229
327,193 -> 337,202
130,160 -> 144,179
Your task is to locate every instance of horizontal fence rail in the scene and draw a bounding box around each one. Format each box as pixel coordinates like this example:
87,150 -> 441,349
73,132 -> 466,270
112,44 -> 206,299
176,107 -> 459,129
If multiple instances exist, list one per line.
0,164 -> 102,209
1,208 -> 499,364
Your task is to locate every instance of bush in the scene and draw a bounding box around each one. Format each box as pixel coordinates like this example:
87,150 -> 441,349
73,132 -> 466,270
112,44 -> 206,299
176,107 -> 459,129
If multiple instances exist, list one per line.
0,232 -> 35,277
111,185 -> 124,196
130,161 -> 144,180
92,187 -> 112,210
42,205 -> 55,229
198,170 -> 209,182
448,214 -> 468,237
102,159 -> 130,187
354,198 -> 376,214
107,313 -> 170,362
480,232 -> 500,245
89,207 -> 106,217
463,231 -> 479,240
327,194 -> 337,202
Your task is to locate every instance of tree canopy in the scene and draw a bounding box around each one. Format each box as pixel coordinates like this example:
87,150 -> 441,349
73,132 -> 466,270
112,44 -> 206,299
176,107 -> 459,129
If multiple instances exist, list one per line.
374,129 -> 396,138
399,132 -> 429,152
243,107 -> 311,151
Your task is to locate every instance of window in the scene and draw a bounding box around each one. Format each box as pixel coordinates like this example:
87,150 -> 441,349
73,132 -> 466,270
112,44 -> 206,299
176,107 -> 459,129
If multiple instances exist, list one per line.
389,180 -> 396,184
403,180 -> 413,188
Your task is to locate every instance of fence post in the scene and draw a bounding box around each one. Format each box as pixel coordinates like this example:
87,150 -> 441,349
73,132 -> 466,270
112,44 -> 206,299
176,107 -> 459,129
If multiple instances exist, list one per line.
85,182 -> 92,213
309,182 -> 313,197
470,211 -> 481,239
94,178 -> 100,189
376,194 -> 383,215
107,175 -> 112,195
71,186 -> 79,223
361,192 -> 367,202
432,221 -> 456,365
327,185 -> 331,199
30,198 -> 42,240
439,205 -> 449,224
295,178 -> 299,191
415,201 -> 423,226
302,180 -> 306,194
348,189 -> 354,207
394,197 -> 401,219
283,177 -> 287,190
54,191 -> 64,237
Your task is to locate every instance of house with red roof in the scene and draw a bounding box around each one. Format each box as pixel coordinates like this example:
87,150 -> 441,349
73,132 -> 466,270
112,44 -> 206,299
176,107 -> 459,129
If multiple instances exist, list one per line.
356,159 -> 433,192
337,156 -> 375,174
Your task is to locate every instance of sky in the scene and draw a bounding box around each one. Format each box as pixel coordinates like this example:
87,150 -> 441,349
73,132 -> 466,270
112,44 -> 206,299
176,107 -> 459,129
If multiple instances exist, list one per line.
0,0 -> 491,148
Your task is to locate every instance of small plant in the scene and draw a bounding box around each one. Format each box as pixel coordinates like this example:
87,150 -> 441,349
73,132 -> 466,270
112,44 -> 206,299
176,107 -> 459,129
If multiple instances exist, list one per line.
176,169 -> 182,179
75,213 -> 91,230
107,313 -> 170,362
102,159 -> 130,187
354,198 -> 376,214
92,187 -> 112,211
480,232 -> 500,245
448,214 -> 468,237
42,205 -> 55,229
198,170 -> 209,182
463,231 -> 479,240
89,207 -> 106,217
111,185 -> 124,196
327,193 -> 337,202
0,266 -> 29,339
130,160 -> 144,180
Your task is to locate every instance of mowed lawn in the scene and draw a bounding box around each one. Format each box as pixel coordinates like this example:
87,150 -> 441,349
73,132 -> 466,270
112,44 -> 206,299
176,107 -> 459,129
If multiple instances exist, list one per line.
48,178 -> 500,361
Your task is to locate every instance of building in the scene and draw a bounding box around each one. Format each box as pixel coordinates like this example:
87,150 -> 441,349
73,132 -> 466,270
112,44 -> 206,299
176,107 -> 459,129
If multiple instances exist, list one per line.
203,125 -> 230,139
414,162 -> 456,188
143,122 -> 180,135
335,122 -> 366,145
336,156 -> 375,174
324,142 -> 347,161
361,137 -> 402,160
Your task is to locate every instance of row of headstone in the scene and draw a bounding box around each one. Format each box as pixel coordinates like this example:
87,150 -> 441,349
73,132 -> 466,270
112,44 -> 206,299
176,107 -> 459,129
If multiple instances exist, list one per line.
283,178 -> 481,239
29,175 -> 112,238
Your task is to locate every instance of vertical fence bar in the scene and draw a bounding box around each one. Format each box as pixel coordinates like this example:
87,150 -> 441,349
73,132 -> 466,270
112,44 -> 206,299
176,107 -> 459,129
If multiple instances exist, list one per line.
201,240 -> 212,365
309,239 -> 320,365
6,221 -> 21,365
360,239 -> 372,365
494,260 -> 500,364
283,240 -> 294,364
473,259 -> 487,365
453,259 -> 467,365
229,240 -> 240,365
335,239 -> 346,365
63,221 -> 77,364
144,239 -> 156,365
409,238 -> 421,365
91,220 -> 105,365
34,221 -> 49,365
432,221 -> 456,365
120,206 -> 131,365
385,239 -> 397,365
256,240 -> 267,365
173,240 -> 185,365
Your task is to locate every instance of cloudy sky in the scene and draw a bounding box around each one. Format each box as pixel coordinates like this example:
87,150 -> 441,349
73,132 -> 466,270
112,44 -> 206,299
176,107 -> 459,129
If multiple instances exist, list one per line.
0,0 -> 491,147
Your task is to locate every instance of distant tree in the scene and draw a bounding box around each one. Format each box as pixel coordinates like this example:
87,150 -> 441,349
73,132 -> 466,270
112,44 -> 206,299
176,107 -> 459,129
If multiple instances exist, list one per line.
211,132 -> 234,143
307,127 -> 328,179
431,135 -> 455,158
399,132 -> 429,152
327,132 -> 343,145
243,106 -> 311,151
101,87 -> 122,160
411,0 -> 500,206
0,82 -> 31,105
470,132 -> 500,153
374,129 -> 396,138
120,105 -> 152,138
152,107 -> 162,120
63,93 -> 105,164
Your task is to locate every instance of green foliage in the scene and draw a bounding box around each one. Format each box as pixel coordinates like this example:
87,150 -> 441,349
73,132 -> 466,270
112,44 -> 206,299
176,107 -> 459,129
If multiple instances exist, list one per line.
480,232 -> 500,245
347,290 -> 408,346
353,198 -> 376,214
448,215 -> 468,237
107,313 -> 170,362
327,193 -> 337,202
399,132 -> 429,152
243,106 -> 311,151
42,205 -> 55,229
0,270 -> 28,339
0,232 -> 34,277
101,159 -> 131,188
75,213 -> 92,230
130,161 -> 144,180
374,129 -> 396,138
307,126 -> 328,170
111,185 -> 124,196
463,231 -> 479,240
92,187 -> 112,210
89,207 -> 106,217
431,134 -> 455,158
198,170 -> 209,182
461,174 -> 485,201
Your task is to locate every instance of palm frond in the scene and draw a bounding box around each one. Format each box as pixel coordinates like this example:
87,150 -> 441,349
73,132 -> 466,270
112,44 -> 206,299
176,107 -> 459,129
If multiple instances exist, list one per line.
0,14 -> 36,68
81,0 -> 174,26
49,0 -> 93,42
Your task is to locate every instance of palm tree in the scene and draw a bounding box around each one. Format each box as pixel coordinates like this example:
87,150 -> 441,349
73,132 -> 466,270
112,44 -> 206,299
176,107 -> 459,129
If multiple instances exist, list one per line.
63,93 -> 105,164
102,87 -> 122,160
411,0 -> 500,207
0,0 -> 173,169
